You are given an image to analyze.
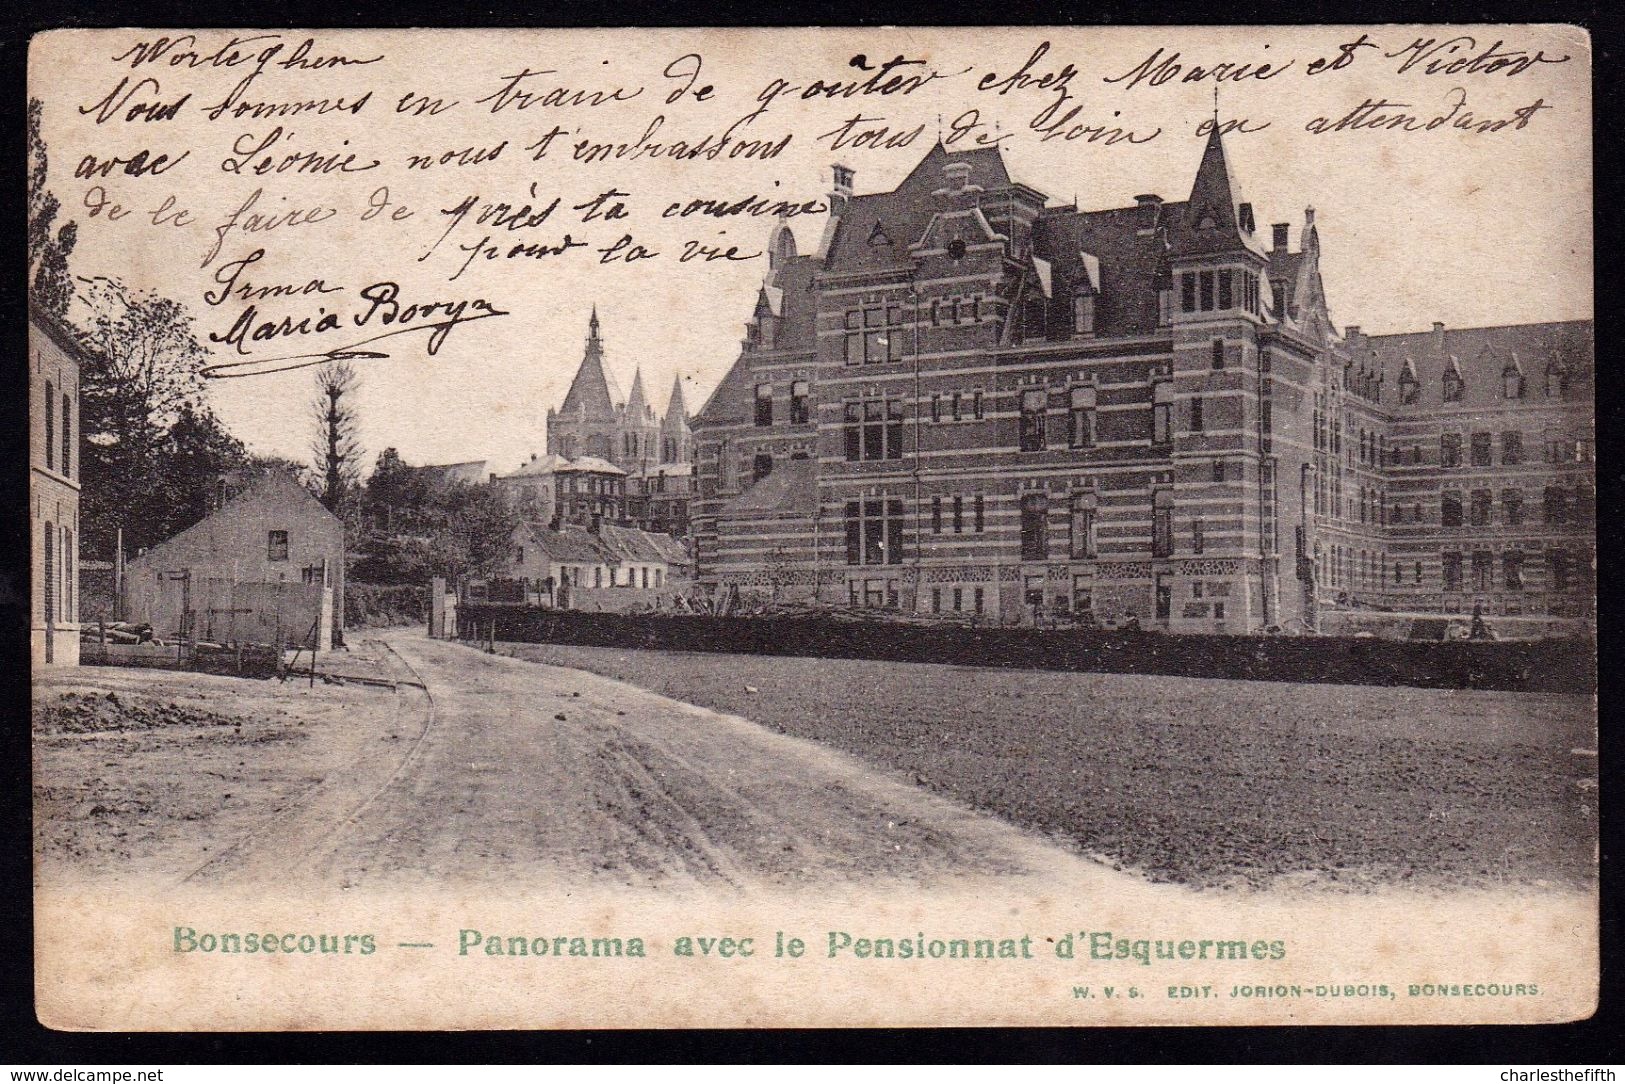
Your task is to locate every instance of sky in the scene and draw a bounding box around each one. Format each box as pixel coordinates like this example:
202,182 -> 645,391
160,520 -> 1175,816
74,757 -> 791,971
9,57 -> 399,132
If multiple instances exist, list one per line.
32,25 -> 1592,475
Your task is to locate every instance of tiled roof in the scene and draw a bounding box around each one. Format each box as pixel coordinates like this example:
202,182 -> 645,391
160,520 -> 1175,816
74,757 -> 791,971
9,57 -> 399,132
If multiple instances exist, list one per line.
519,522 -> 608,564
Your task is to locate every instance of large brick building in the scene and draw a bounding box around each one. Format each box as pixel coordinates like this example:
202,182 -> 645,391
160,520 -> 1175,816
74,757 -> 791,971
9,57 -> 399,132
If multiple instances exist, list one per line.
31,307 -> 83,665
690,134 -> 1594,631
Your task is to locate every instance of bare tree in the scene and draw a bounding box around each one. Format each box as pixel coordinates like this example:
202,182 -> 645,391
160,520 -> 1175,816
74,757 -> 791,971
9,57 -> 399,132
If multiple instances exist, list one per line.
312,360 -> 363,514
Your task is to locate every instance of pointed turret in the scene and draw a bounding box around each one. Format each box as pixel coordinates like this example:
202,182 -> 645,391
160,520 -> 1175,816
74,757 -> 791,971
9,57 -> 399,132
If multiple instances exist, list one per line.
660,374 -> 693,464
1171,128 -> 1267,259
626,366 -> 652,420
664,373 -> 689,425
558,307 -> 623,418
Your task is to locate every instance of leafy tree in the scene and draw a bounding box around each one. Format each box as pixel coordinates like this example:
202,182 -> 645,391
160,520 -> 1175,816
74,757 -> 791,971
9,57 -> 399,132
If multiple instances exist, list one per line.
157,404 -> 248,539
74,277 -> 218,556
27,97 -> 76,317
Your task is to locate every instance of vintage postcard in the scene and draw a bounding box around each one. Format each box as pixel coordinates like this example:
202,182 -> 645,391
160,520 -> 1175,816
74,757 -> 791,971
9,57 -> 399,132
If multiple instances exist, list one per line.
27,25 -> 1595,1029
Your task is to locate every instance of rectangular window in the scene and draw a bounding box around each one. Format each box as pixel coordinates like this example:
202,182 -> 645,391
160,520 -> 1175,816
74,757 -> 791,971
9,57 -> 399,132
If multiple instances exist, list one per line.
1442,552 -> 1462,592
932,587 -> 942,613
1181,272 -> 1196,313
846,305 -> 906,365
972,391 -> 984,419
843,403 -> 861,461
1441,492 -> 1462,527
1070,493 -> 1096,559
1470,489 -> 1492,527
1152,490 -> 1173,558
886,399 -> 904,459
930,393 -> 941,423
1504,553 -> 1524,591
1470,431 -> 1492,466
1544,486 -> 1569,524
1211,338 -> 1225,370
1189,396 -> 1205,433
1199,270 -> 1215,311
1472,551 -> 1492,591
1020,389 -> 1047,451
1440,432 -> 1462,468
1073,294 -> 1095,336
267,530 -> 289,562
790,380 -> 810,425
863,499 -> 885,565
1549,551 -> 1570,591
1218,271 -> 1234,311
1504,489 -> 1524,525
1020,492 -> 1048,560
952,587 -> 963,611
973,494 -> 985,533
1068,386 -> 1096,448
755,383 -> 773,426
973,587 -> 985,615
1501,431 -> 1523,465
950,392 -> 962,422
849,498 -> 904,566
1192,517 -> 1205,555
1211,459 -> 1226,483
952,495 -> 964,534
931,496 -> 943,534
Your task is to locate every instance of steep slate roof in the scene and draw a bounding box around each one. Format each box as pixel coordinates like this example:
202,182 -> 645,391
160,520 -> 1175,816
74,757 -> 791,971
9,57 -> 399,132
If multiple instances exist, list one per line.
1032,201 -> 1178,338
558,310 -> 623,418
719,457 -> 818,517
1167,128 -> 1268,259
1356,320 -> 1594,410
662,373 -> 690,428
823,143 -> 1011,275
625,367 -> 651,418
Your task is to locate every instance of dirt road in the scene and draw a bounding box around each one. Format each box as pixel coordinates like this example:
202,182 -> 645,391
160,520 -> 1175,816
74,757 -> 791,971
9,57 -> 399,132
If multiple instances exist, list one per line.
176,631 -> 1111,892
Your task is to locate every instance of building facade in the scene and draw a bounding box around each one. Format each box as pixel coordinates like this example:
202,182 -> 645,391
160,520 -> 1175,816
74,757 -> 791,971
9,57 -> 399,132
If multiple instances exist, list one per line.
690,136 -> 1594,631
31,309 -> 83,665
123,472 -> 347,646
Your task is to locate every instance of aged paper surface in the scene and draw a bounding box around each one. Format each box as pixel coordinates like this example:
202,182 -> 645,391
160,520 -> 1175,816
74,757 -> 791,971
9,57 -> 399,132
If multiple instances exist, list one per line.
28,25 -> 1595,1029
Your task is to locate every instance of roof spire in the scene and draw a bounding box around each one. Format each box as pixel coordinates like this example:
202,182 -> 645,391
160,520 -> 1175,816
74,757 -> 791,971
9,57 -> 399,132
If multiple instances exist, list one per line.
558,307 -> 623,419
1212,84 -> 1220,129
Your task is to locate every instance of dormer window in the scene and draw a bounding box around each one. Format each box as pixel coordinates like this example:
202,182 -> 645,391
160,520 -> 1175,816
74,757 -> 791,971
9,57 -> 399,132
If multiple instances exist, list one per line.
1398,360 -> 1419,405
1545,357 -> 1567,397
1073,292 -> 1095,336
1502,359 -> 1525,399
1442,362 -> 1464,403
867,222 -> 891,246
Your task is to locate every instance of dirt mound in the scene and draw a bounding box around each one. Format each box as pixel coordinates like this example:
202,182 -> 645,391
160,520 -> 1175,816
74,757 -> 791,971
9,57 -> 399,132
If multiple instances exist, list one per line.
35,691 -> 242,734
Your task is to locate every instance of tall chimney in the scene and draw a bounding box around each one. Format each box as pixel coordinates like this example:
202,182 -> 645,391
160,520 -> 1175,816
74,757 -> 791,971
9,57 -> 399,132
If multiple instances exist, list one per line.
1272,223 -> 1290,251
1431,321 -> 1446,353
829,163 -> 854,215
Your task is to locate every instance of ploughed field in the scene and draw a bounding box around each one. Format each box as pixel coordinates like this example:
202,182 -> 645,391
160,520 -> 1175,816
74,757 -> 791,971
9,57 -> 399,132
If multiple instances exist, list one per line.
502,643 -> 1598,891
